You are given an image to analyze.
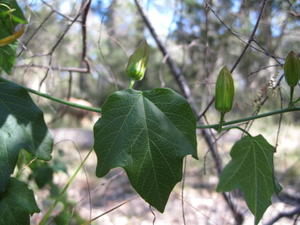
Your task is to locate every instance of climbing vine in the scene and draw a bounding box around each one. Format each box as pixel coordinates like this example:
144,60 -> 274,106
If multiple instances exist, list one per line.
0,1 -> 300,225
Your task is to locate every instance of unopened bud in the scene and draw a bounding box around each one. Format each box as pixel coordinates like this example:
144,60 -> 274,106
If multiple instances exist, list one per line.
215,66 -> 235,114
284,51 -> 300,88
126,40 -> 149,81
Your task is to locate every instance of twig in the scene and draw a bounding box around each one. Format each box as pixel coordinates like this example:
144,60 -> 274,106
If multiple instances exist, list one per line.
133,0 -> 243,224
275,87 -> 283,152
82,197 -> 138,225
149,205 -> 156,225
17,64 -> 90,73
39,149 -> 93,225
18,11 -> 54,57
231,0 -> 269,72
198,0 -> 277,121
41,0 -> 75,21
38,0 -> 91,89
80,0 -> 92,74
204,0 -> 282,64
181,158 -> 187,225
264,205 -> 300,225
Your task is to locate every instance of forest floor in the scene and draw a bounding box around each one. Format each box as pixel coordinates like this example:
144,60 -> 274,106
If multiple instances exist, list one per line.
31,115 -> 300,225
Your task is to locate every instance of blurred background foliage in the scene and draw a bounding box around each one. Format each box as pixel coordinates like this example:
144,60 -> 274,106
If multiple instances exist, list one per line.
3,0 -> 300,224
12,0 -> 299,116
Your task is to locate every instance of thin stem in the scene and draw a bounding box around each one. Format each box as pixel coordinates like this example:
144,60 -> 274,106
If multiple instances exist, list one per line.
128,79 -> 135,89
217,112 -> 225,133
81,197 -> 137,225
39,149 -> 93,225
293,96 -> 300,104
221,126 -> 252,137
197,106 -> 300,129
289,87 -> 295,107
0,77 -> 101,113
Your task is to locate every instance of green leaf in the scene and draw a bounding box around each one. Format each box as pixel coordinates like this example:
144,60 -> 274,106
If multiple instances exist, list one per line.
0,0 -> 27,32
0,0 -> 27,73
93,88 -> 197,212
30,166 -> 53,188
0,80 -> 53,192
217,135 -> 281,224
0,43 -> 17,74
0,178 -> 39,225
54,209 -> 72,225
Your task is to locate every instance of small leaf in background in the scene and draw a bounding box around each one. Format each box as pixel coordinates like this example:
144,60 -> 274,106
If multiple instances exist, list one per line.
0,0 -> 27,32
93,88 -> 197,212
0,43 -> 17,74
217,135 -> 281,225
30,166 -> 53,188
0,178 -> 39,225
0,0 -> 27,73
0,80 -> 53,192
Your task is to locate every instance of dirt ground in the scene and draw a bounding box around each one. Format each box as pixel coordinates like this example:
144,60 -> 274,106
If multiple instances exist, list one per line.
31,119 -> 300,225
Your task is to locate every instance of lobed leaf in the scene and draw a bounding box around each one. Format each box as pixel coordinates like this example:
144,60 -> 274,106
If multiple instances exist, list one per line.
217,135 -> 281,224
0,178 -> 39,225
0,80 -> 53,192
93,88 -> 197,212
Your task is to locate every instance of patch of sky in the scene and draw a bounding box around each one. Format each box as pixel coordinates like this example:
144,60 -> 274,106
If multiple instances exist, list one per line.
231,0 -> 241,13
271,10 -> 285,37
249,11 -> 258,26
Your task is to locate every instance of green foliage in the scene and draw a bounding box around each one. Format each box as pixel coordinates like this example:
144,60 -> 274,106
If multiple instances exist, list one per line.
217,135 -> 281,224
30,166 -> 53,188
0,43 -> 16,73
0,2 -> 299,224
0,0 -> 27,27
0,178 -> 39,225
0,0 -> 26,73
53,204 -> 87,225
0,80 -> 53,192
93,88 -> 197,212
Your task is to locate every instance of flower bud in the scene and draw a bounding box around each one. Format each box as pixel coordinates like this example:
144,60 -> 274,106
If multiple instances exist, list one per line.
126,40 -> 149,81
284,51 -> 300,88
215,66 -> 235,114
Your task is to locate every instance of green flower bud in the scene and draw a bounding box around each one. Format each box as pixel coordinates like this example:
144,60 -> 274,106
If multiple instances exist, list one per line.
126,40 -> 149,81
284,51 -> 300,88
215,66 -> 235,114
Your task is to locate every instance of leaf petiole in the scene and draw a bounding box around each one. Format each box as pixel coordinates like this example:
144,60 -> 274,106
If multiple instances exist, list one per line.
220,126 -> 252,137
128,79 -> 135,89
289,87 -> 295,107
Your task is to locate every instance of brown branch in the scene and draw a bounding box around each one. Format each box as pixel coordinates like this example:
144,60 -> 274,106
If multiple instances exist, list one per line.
134,0 -> 194,105
16,64 -> 89,73
289,10 -> 300,18
38,1 -> 91,90
18,11 -> 54,57
230,0 -> 268,72
264,206 -> 300,225
80,0 -> 92,72
133,0 -> 243,224
198,0 -> 270,121
204,0 -> 282,64
41,0 -> 76,22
